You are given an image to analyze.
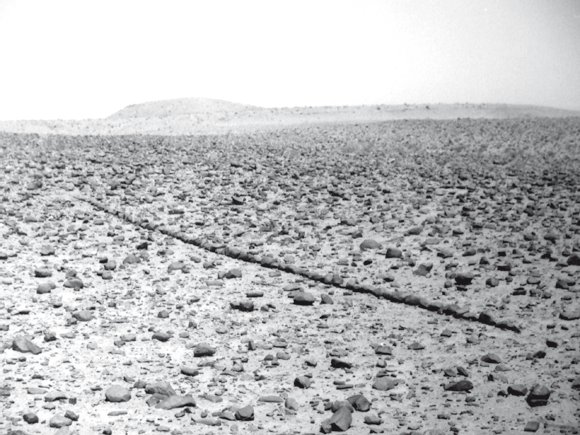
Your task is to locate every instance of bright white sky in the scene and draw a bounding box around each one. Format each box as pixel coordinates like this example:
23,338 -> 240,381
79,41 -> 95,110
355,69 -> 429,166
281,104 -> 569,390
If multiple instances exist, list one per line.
0,0 -> 579,120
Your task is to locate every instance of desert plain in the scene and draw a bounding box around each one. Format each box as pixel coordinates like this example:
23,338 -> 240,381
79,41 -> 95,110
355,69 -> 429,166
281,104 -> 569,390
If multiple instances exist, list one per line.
1,99 -> 580,435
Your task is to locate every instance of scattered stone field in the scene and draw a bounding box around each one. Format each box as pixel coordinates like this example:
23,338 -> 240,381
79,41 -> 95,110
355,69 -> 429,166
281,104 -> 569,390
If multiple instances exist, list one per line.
1,117 -> 580,435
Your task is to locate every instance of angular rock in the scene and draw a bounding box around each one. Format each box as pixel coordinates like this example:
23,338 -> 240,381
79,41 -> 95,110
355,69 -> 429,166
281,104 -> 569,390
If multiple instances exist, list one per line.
508,384 -> 528,396
145,382 -> 176,396
455,272 -> 475,285
414,262 -> 433,276
347,394 -> 371,412
524,421 -> 540,432
330,358 -> 352,369
385,247 -> 402,258
526,384 -> 550,407
12,337 -> 42,354
567,253 -> 580,266
23,412 -> 39,424
321,406 -> 352,433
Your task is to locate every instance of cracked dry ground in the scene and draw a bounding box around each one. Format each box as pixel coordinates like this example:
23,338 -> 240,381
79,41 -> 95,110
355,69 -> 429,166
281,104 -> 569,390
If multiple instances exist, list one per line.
1,118 -> 580,435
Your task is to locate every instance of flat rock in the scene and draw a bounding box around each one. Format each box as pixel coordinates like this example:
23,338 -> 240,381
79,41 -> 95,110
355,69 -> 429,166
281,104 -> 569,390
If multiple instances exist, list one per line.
72,310 -> 93,322
105,385 -> 131,402
293,292 -> 316,305
155,394 -> 196,409
12,336 -> 42,354
145,382 -> 177,396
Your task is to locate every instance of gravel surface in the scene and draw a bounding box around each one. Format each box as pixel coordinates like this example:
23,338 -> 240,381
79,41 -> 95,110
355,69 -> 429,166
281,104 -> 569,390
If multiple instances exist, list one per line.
1,118 -> 580,435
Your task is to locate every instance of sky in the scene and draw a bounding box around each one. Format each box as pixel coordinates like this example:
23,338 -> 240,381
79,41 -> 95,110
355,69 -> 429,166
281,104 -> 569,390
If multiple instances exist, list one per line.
0,0 -> 579,120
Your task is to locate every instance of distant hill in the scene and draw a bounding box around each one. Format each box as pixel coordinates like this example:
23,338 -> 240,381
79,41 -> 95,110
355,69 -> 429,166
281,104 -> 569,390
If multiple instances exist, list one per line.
1,100 -> 579,136
108,97 -> 262,119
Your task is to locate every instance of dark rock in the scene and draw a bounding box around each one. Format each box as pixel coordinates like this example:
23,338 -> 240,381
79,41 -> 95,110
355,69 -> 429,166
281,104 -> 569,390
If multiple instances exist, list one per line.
508,385 -> 528,396
330,358 -> 352,369
230,301 -> 255,312
194,344 -> 216,357
34,268 -> 53,278
455,272 -> 475,285
526,384 -> 550,407
560,308 -> 580,321
294,376 -> 312,388
406,226 -> 423,235
486,277 -> 499,287
293,292 -> 316,305
23,412 -> 39,424
385,247 -> 403,258
567,253 -> 580,266
445,380 -> 473,391
481,353 -> 502,364
235,404 -> 254,421
180,367 -> 199,377
152,332 -> 171,342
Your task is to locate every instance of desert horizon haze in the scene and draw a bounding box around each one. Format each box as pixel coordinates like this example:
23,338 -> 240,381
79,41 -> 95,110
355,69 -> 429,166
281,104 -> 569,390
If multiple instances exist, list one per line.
0,0 -> 579,120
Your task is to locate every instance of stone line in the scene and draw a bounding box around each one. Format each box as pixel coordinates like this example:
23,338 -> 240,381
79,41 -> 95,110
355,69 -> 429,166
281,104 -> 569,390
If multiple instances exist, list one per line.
74,194 -> 522,334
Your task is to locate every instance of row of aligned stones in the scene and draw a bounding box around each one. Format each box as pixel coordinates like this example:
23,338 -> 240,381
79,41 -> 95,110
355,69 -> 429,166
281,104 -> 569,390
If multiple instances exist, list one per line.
78,196 -> 521,334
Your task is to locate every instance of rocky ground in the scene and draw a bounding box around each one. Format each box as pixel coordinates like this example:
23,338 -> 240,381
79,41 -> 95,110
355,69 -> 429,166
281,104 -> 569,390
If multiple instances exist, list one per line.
1,118 -> 580,435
